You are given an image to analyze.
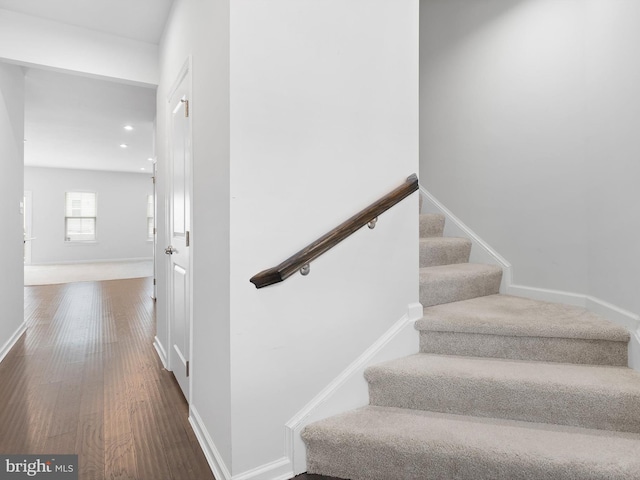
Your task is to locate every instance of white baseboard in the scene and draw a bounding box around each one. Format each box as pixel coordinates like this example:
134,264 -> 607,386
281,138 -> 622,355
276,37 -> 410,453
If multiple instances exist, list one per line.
419,186 -> 513,291
153,336 -> 168,369
629,330 -> 640,372
507,283 -> 640,371
232,457 -> 293,480
285,302 -> 423,474
507,284 -> 587,308
419,186 -> 640,370
0,321 -> 27,365
585,295 -> 640,332
189,406 -> 232,480
190,407 -> 293,480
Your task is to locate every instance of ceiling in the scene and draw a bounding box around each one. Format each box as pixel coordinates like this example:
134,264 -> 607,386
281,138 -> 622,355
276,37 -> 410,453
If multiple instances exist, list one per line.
0,0 -> 173,174
0,0 -> 174,44
24,68 -> 156,174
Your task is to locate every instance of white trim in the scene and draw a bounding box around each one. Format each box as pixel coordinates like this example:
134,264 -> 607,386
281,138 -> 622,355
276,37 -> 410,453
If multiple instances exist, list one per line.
507,283 -> 640,371
507,284 -> 587,308
189,405 -> 232,480
0,321 -> 27,365
506,284 -> 640,331
285,302 -> 423,474
232,457 -> 293,480
419,185 -> 513,290
190,404 -> 294,480
153,336 -> 168,369
166,57 -> 191,104
585,295 -> 640,332
629,330 -> 640,372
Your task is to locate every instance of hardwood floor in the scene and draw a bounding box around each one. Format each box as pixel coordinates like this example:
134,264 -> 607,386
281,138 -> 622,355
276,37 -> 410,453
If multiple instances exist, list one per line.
0,278 -> 214,480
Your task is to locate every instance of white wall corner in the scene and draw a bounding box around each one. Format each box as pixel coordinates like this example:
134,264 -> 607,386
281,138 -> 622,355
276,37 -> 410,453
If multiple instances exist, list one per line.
153,336 -> 168,369
0,321 -> 26,365
284,304 -> 421,474
189,406 -> 232,480
418,186 -> 513,292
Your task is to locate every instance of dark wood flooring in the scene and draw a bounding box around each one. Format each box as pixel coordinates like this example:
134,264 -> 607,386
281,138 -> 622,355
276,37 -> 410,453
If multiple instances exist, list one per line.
0,278 -> 214,480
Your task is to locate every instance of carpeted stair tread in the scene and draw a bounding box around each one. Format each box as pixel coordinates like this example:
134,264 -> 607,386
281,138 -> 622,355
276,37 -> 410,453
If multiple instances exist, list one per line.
419,213 -> 445,238
419,263 -> 502,307
419,237 -> 472,267
417,294 -> 629,341
365,353 -> 640,433
302,405 -> 640,480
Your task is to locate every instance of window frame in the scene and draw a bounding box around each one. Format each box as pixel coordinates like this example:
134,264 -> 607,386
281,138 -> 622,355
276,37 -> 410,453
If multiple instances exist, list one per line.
64,191 -> 98,243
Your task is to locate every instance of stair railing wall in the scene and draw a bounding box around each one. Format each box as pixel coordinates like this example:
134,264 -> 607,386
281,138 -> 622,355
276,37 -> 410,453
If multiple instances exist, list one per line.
249,174 -> 419,288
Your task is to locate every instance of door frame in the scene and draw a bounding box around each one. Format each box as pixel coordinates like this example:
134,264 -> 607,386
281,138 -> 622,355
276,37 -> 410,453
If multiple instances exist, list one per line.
23,191 -> 33,265
165,57 -> 194,403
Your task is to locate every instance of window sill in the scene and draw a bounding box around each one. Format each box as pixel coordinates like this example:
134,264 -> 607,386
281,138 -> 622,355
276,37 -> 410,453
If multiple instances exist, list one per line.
64,241 -> 98,246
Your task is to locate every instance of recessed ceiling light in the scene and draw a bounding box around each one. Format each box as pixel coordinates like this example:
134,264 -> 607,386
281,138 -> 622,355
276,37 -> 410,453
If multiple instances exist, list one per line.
120,144 -> 128,148
124,125 -> 133,131
140,167 -> 145,171
147,157 -> 154,162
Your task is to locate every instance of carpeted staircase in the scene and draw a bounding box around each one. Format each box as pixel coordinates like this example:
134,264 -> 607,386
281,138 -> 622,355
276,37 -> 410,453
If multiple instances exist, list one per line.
302,212 -> 640,479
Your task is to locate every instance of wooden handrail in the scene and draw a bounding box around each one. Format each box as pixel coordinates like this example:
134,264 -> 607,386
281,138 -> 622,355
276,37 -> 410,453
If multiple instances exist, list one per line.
250,174 -> 418,289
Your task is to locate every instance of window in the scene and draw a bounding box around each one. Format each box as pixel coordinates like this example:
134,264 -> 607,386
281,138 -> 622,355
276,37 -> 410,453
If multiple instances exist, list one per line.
65,192 -> 97,242
147,194 -> 154,240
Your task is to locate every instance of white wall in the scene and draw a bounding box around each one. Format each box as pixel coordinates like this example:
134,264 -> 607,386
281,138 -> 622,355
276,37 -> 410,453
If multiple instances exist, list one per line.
24,167 -> 153,264
0,62 -> 25,360
229,0 -> 419,476
420,0 -> 639,316
584,1 -> 640,317
158,0 -> 419,478
157,0 -> 232,471
0,9 -> 158,87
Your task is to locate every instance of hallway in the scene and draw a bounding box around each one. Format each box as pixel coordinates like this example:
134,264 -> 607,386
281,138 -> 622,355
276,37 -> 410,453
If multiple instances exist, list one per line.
0,278 -> 214,480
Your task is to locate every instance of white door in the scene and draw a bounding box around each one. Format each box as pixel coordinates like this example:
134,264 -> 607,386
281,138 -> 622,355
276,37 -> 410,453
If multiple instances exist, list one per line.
166,67 -> 191,401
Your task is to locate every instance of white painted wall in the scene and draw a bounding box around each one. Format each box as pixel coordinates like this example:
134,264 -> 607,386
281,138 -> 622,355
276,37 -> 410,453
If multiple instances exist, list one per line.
584,1 -> 640,317
0,8 -> 158,86
24,167 -> 153,264
158,0 -> 419,478
157,0 -> 232,472
0,62 -> 25,361
229,0 -> 418,476
420,0 -> 639,317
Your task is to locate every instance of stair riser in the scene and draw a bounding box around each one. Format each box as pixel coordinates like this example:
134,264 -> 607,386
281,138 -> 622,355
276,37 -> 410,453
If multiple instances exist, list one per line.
419,214 -> 445,238
304,435 -> 629,480
419,331 -> 628,366
420,240 -> 471,267
420,271 -> 502,307
367,372 -> 640,433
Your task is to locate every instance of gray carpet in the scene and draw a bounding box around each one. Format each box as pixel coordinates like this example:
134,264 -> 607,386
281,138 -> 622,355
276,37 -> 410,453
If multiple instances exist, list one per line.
302,212 -> 640,479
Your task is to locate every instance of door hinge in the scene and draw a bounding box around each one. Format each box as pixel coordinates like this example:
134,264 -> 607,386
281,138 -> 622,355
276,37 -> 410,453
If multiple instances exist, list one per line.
153,278 -> 156,286
151,176 -> 155,184
181,99 -> 189,118
186,230 -> 190,247
153,227 -> 156,235
186,361 -> 190,377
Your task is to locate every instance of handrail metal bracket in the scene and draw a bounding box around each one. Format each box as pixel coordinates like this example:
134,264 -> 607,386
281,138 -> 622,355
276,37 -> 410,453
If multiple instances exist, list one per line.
249,173 -> 419,288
